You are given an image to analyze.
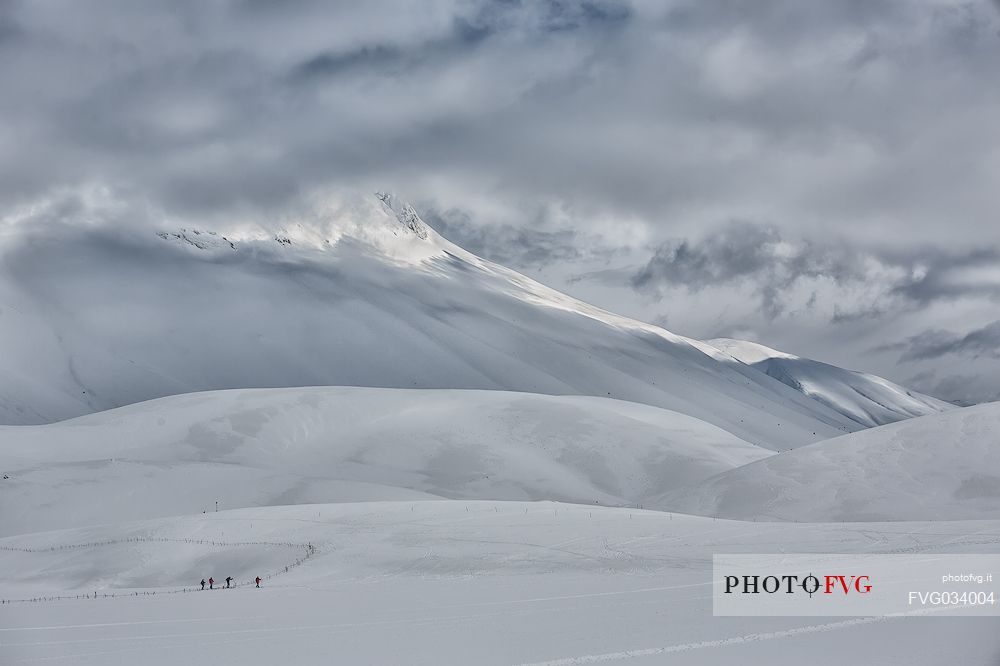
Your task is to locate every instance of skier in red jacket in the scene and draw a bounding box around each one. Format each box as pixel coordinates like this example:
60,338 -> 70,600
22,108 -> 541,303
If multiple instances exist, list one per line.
255,576 -> 261,588
208,577 -> 214,590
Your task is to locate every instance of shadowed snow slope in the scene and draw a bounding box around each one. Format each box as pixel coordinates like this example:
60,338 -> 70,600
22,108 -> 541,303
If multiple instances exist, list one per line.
658,401 -> 1000,521
705,338 -> 954,428
0,386 -> 771,536
0,193 -> 860,449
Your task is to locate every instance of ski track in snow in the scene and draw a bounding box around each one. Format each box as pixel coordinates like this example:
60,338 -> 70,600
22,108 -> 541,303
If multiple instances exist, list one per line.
510,612 -> 943,665
0,616 -> 265,632
2,609 -> 941,665
1,536 -> 316,604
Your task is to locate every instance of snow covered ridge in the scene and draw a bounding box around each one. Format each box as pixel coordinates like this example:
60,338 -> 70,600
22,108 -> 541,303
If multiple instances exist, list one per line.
0,192 -> 872,449
705,338 -> 954,428
0,386 -> 771,537
659,401 -> 1000,521
374,191 -> 430,240
153,191 -> 443,261
155,229 -> 236,251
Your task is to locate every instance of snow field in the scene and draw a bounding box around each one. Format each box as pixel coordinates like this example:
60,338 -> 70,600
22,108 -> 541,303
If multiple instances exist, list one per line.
3,501 -> 1000,665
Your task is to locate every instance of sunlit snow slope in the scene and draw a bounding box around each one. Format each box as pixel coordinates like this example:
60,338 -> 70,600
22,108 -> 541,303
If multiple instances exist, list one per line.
0,386 -> 771,536
658,401 -> 1000,521
706,337 -> 954,427
0,193 -> 860,449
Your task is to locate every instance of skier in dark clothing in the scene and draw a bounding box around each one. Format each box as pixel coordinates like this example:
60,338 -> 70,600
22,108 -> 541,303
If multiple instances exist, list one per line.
255,576 -> 261,588
225,576 -> 232,589
200,579 -> 206,590
208,577 -> 214,589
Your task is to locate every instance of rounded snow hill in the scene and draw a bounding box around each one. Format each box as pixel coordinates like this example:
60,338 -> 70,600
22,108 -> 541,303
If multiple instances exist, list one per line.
0,386 -> 771,536
657,402 -> 1000,522
705,338 -> 954,428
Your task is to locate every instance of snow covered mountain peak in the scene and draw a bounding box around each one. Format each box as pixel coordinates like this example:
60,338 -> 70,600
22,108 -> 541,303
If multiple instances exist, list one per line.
279,191 -> 446,262
374,191 -> 431,241
152,191 -> 446,263
0,189 -> 946,451
0,193 -> 868,446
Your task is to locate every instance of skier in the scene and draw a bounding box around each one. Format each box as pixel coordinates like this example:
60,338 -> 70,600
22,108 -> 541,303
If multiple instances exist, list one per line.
208,577 -> 214,590
200,579 -> 206,590
255,576 -> 261,588
225,576 -> 232,589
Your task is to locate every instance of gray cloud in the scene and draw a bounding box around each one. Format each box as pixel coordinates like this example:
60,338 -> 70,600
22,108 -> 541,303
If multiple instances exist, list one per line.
286,13 -> 499,82
633,223 -> 785,289
422,203 -> 628,270
632,222 -> 869,319
632,222 -> 1000,321
928,373 -> 1000,407
423,207 -> 582,268
0,0 -> 996,237
890,249 -> 1000,303
882,320 -> 1000,362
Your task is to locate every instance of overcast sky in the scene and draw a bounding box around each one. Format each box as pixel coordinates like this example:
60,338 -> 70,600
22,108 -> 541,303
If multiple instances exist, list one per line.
2,0 -> 1000,404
